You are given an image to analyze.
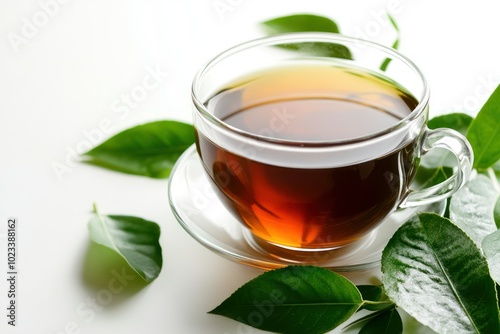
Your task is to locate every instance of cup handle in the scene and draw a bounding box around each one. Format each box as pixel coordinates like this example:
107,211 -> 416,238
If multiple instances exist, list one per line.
400,127 -> 474,208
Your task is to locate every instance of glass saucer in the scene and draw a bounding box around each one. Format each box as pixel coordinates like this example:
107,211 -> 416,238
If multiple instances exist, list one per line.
168,145 -> 445,272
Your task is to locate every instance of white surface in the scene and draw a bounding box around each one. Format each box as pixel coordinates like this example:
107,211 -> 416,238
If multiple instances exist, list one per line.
1,1 -> 499,333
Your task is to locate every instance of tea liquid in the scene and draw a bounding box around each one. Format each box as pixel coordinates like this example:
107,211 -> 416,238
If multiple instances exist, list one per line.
197,63 -> 419,249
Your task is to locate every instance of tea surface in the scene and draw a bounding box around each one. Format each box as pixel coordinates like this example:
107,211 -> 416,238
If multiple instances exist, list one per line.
206,64 -> 417,142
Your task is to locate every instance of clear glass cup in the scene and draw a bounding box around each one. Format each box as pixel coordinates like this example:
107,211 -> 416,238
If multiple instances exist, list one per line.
191,32 -> 473,252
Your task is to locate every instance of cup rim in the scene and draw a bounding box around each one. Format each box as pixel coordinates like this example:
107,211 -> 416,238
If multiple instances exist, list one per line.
191,32 -> 430,147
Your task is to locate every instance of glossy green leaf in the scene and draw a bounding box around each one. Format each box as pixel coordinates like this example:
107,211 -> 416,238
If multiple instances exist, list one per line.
466,84 -> 500,169
382,212 -> 499,334
88,204 -> 162,282
428,113 -> 473,136
209,266 -> 363,334
82,120 -> 195,178
261,14 -> 352,59
359,308 -> 402,334
262,14 -> 340,34
449,174 -> 499,246
358,285 -> 384,302
343,309 -> 387,332
482,230 -> 500,285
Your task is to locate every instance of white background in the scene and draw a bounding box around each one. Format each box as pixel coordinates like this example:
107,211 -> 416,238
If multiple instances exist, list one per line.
1,0 -> 499,333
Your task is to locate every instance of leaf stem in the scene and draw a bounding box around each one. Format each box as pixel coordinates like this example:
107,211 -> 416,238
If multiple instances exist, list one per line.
362,300 -> 395,307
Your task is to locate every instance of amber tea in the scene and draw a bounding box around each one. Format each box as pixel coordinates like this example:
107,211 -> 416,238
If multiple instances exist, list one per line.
196,63 -> 420,250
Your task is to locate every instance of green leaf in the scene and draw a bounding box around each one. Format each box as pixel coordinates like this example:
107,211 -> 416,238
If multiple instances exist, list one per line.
428,113 -> 474,136
261,14 -> 353,60
495,195 -> 500,228
466,84 -> 500,170
262,14 -> 340,34
382,212 -> 499,334
387,12 -> 400,33
82,120 -> 195,178
379,42 -> 398,72
274,42 -> 353,59
482,230 -> 500,285
359,308 -> 402,334
414,166 -> 453,189
209,266 -> 363,334
88,204 -> 162,282
358,285 -> 384,302
342,309 -> 388,331
449,174 -> 499,246
497,284 -> 500,310
379,13 -> 400,72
